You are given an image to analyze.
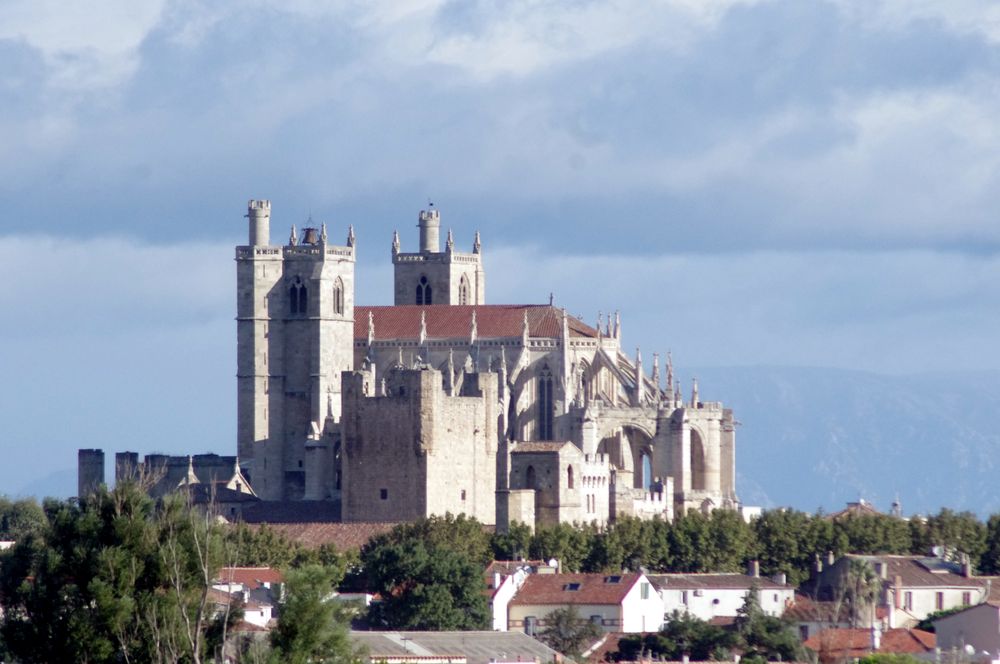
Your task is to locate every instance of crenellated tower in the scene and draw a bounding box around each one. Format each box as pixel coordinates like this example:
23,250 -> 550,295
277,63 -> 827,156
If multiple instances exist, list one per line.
236,200 -> 355,501
392,205 -> 485,305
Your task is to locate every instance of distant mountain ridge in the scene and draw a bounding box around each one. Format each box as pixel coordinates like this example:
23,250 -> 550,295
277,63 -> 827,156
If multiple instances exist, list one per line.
689,366 -> 1000,516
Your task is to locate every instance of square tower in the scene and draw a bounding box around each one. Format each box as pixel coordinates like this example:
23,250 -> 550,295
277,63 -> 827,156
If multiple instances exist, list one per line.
236,201 -> 356,501
392,206 -> 485,306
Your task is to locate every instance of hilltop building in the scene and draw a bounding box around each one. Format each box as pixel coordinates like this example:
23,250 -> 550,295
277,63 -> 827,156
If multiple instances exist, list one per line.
234,200 -> 740,529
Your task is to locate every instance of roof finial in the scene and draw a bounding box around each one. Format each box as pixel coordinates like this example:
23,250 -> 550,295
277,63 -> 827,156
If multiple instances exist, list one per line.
597,311 -> 603,339
522,309 -> 530,343
320,222 -> 328,244
473,231 -> 482,254
398,345 -> 404,367
367,310 -> 375,346
549,292 -> 554,306
327,386 -> 334,418
419,310 -> 428,345
289,224 -> 298,246
614,311 -> 621,340
446,228 -> 454,252
691,377 -> 699,408
666,351 -> 674,393
347,224 -> 355,247
470,309 -> 478,345
652,352 -> 660,389
392,229 -> 400,255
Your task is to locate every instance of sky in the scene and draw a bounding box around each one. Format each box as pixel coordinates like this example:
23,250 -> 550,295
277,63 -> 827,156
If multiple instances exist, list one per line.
1,0 -> 999,500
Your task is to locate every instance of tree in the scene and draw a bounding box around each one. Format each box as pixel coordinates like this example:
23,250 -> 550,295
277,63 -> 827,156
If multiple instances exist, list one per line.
528,522 -> 595,572
980,514 -> 1000,574
362,530 -> 490,630
735,583 -> 803,664
615,611 -> 735,661
844,558 -> 882,628
536,606 -> 602,659
268,564 -> 361,664
491,521 -> 533,561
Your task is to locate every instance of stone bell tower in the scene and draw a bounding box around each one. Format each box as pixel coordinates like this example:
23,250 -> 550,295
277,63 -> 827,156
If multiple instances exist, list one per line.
391,205 -> 485,306
236,200 -> 356,500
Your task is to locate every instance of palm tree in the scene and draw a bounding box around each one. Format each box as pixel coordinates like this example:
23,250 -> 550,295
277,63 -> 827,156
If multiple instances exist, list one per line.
845,558 -> 883,628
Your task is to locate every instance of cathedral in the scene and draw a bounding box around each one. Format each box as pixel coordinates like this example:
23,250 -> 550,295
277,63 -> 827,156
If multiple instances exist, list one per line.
236,200 -> 739,529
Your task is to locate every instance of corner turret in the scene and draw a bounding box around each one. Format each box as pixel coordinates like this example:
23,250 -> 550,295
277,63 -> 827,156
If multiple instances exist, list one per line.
419,207 -> 441,253
247,199 -> 271,246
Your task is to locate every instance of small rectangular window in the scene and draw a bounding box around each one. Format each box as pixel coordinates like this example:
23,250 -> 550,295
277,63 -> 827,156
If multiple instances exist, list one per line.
379,488 -> 388,500
461,489 -> 467,501
936,592 -> 944,610
904,591 -> 913,610
963,591 -> 972,606
641,583 -> 650,599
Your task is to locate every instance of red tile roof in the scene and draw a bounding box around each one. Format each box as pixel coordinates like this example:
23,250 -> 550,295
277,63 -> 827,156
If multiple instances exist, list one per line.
355,305 -> 599,341
847,555 -> 985,589
804,628 -> 935,661
510,573 -> 641,607
217,567 -> 284,590
250,522 -> 399,552
783,594 -> 852,623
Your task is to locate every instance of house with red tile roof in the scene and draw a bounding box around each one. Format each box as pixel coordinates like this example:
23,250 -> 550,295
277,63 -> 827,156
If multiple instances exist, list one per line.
508,572 -> 662,634
804,627 -> 935,663
229,201 -> 742,529
485,560 -> 557,631
808,554 -> 990,629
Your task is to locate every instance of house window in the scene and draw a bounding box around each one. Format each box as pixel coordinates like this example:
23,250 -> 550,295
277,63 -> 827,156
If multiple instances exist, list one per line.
460,489 -> 467,501
904,591 -> 913,610
682,591 -> 689,605
567,465 -> 574,489
800,626 -> 809,641
379,488 -> 388,500
591,615 -> 603,626
564,583 -> 581,591
641,583 -> 650,599
936,592 -> 944,610
963,591 -> 972,605
524,616 -> 537,636
537,365 -> 554,440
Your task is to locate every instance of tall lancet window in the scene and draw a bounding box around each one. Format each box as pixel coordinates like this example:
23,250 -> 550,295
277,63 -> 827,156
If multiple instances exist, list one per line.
289,276 -> 307,315
459,275 -> 470,305
333,277 -> 345,315
537,364 -> 554,440
416,275 -> 432,305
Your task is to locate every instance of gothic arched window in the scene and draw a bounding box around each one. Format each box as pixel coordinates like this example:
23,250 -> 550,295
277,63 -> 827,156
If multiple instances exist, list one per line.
333,277 -> 344,315
459,275 -> 470,305
416,275 -> 433,305
537,364 -> 554,440
289,277 -> 307,315
567,465 -> 574,489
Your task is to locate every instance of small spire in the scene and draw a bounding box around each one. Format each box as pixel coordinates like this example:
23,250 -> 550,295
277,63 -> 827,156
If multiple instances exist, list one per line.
614,311 -> 621,340
652,352 -> 661,388
675,380 -> 682,405
691,377 -> 699,407
320,222 -> 328,243
605,315 -> 612,338
446,348 -> 456,394
392,229 -> 400,255
347,224 -> 355,247
398,345 -> 404,367
367,310 -> 375,346
419,310 -> 428,345
561,308 -> 569,341
522,309 -> 530,343
289,224 -> 298,246
549,292 -> 554,306
635,347 -> 645,405
470,309 -> 478,345
597,311 -> 603,339
666,351 -> 674,393
473,231 -> 482,254
327,386 -> 334,418
499,345 -> 507,378
446,228 -> 454,252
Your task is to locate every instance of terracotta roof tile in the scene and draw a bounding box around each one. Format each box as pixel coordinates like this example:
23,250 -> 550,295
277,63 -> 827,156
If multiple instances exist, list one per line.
804,628 -> 936,659
355,305 -> 599,341
217,567 -> 284,589
848,555 -> 985,589
249,522 -> 399,552
510,573 -> 641,607
783,594 -> 851,622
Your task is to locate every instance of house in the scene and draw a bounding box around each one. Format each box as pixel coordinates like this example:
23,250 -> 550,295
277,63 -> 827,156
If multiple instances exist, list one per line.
803,627 -> 935,664
213,566 -> 283,628
349,630 -> 566,664
508,572 -> 662,634
648,562 -> 794,623
485,560 -> 556,631
808,553 -> 988,628
784,593 -> 853,642
933,602 -> 1000,657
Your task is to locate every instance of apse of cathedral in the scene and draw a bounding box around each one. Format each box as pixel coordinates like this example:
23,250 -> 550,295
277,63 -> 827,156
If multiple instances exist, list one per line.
236,200 -> 739,529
